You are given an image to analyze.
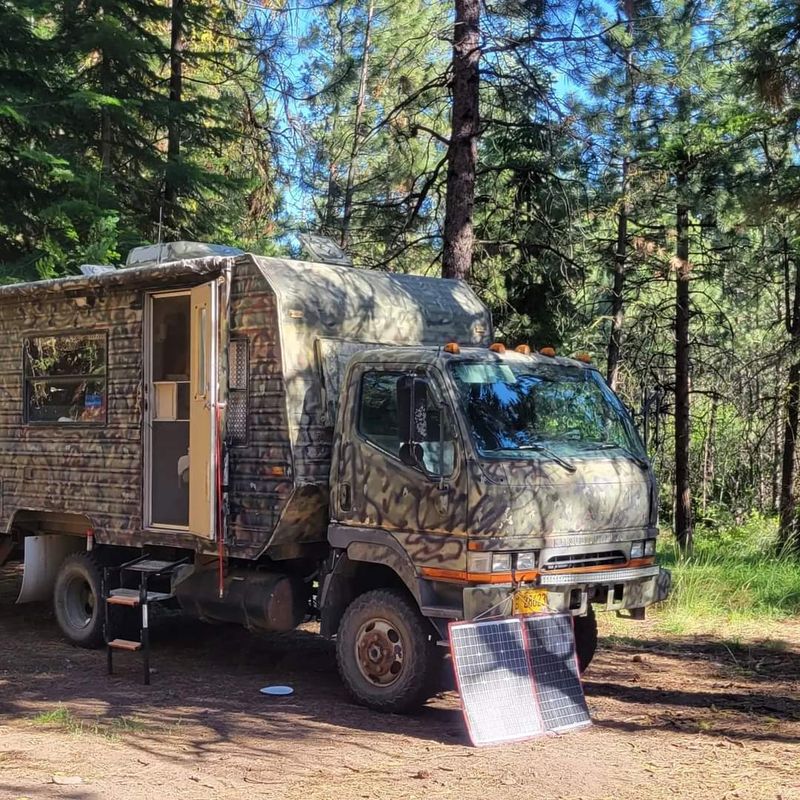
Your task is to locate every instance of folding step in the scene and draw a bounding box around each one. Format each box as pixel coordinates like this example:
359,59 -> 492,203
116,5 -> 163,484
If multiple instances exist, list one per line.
107,588 -> 172,607
124,558 -> 184,574
107,639 -> 142,652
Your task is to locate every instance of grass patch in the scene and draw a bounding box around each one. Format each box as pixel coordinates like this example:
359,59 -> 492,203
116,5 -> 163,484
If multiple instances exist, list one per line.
32,706 -> 76,727
31,705 -> 165,739
652,513 -> 800,633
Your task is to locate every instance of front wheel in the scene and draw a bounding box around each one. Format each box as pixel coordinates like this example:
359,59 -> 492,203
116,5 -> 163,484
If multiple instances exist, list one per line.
573,605 -> 598,673
336,588 -> 440,713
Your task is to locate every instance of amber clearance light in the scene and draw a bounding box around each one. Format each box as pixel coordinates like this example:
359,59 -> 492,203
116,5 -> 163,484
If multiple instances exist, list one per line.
443,342 -> 461,354
539,346 -> 556,357
574,352 -> 592,364
515,344 -> 532,355
489,342 -> 506,353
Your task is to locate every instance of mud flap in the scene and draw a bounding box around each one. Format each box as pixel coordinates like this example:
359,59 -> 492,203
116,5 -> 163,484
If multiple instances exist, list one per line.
16,535 -> 84,604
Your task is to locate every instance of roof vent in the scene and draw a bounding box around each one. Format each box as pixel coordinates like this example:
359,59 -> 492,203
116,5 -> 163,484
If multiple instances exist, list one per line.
79,264 -> 116,276
295,233 -> 352,266
124,241 -> 244,269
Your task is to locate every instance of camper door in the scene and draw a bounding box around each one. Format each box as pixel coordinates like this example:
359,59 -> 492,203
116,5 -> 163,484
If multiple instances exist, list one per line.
146,282 -> 217,538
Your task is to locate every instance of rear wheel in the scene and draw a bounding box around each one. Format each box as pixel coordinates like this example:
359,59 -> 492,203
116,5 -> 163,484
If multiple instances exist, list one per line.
53,553 -> 104,648
573,605 -> 598,673
336,588 -> 440,713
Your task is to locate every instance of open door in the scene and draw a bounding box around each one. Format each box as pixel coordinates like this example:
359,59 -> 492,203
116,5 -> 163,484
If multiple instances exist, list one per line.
189,282 -> 216,538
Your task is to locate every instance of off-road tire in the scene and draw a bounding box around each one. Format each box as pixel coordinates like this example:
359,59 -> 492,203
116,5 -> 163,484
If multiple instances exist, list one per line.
53,552 -> 105,648
574,605 -> 598,673
336,588 -> 439,713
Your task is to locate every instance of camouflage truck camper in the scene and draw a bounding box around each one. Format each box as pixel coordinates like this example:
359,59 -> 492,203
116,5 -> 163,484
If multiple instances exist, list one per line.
0,241 -> 670,713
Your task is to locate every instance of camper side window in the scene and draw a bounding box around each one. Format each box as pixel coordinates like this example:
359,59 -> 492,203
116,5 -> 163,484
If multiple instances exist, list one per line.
23,333 -> 108,424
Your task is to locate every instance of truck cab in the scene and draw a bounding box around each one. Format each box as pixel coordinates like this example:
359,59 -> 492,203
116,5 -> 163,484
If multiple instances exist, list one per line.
324,343 -> 670,711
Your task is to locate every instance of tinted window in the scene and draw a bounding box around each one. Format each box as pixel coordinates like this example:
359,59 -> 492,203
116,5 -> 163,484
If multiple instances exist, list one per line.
24,333 -> 108,424
359,372 -> 402,456
359,371 -> 456,476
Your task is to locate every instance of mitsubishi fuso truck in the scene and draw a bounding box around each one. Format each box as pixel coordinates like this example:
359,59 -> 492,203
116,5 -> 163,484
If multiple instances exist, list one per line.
0,242 -> 670,712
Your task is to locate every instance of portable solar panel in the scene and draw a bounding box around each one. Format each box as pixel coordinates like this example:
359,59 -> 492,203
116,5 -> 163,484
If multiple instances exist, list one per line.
449,613 -> 591,746
523,614 -> 591,733
449,618 -> 544,746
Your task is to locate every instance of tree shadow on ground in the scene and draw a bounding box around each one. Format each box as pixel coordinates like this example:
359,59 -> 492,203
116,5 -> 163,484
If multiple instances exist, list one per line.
2,562 -> 799,756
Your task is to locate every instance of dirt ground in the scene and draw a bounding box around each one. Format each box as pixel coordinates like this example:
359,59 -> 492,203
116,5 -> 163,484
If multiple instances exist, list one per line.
1,561 -> 798,800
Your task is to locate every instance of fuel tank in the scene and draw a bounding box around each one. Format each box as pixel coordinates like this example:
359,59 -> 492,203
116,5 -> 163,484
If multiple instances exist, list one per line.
175,568 -> 307,632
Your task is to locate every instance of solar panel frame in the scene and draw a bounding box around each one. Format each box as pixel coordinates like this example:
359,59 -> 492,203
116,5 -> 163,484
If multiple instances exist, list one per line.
523,613 -> 592,733
449,617 -> 545,746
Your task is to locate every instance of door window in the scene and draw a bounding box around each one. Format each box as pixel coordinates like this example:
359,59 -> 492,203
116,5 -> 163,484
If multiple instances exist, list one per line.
358,370 -> 456,477
358,371 -> 402,457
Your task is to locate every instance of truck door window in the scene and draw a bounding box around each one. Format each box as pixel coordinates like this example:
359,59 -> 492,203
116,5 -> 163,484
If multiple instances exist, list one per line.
359,372 -> 402,457
359,371 -> 455,476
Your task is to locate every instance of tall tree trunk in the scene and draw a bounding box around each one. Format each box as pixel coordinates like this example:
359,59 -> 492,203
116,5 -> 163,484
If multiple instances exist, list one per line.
779,236 -> 800,552
674,169 -> 692,552
340,0 -> 375,247
773,364 -> 782,512
164,0 -> 184,234
322,2 -> 347,235
607,166 -> 628,391
99,52 -> 112,174
606,0 -> 635,391
442,0 -> 480,281
701,395 -> 716,515
779,363 -> 800,549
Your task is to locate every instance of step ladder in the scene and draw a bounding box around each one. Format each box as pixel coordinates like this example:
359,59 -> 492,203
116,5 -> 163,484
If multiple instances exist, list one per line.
103,556 -> 188,685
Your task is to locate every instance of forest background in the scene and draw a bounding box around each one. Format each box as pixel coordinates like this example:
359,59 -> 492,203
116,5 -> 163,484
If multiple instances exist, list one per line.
2,0 -> 800,625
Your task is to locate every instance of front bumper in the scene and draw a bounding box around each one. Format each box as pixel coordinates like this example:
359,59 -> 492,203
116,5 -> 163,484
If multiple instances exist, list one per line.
462,565 -> 672,619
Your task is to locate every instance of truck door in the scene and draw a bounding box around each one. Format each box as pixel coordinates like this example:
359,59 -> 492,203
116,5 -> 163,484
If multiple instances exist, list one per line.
188,282 -> 216,538
338,365 -> 467,560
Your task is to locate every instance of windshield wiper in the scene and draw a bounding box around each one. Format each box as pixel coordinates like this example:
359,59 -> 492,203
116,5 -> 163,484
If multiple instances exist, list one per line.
583,442 -> 649,470
511,443 -> 576,473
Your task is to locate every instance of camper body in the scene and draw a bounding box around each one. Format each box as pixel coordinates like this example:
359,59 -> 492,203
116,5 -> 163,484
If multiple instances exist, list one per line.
0,249 -> 669,711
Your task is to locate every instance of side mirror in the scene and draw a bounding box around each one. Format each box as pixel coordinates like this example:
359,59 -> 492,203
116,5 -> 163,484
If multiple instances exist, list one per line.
397,375 -> 429,470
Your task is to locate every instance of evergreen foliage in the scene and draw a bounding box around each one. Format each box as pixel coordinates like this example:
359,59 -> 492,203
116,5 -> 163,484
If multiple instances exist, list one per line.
4,0 -> 800,548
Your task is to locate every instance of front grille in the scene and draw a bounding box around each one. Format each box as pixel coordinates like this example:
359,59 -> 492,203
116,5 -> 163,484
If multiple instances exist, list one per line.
542,550 -> 627,571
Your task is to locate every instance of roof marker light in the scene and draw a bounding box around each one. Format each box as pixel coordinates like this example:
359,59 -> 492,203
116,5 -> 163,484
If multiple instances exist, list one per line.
515,344 -> 531,355
574,352 -> 592,364
444,342 -> 461,354
539,347 -> 556,357
489,343 -> 506,353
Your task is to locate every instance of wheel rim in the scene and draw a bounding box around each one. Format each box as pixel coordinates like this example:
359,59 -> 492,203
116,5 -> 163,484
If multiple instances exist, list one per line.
354,617 -> 405,687
62,574 -> 96,632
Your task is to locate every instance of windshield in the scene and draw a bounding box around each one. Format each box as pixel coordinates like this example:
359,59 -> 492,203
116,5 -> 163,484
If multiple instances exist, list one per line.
449,360 -> 646,461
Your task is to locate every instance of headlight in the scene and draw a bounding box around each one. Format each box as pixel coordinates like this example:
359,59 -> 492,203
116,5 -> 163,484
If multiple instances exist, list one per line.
644,539 -> 656,556
492,553 -> 512,572
630,541 -> 644,559
466,551 -> 530,574
467,552 -> 492,573
515,552 -> 537,571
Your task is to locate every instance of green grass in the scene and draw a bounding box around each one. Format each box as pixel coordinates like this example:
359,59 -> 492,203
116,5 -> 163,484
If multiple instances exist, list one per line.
652,513 -> 800,633
31,705 -> 161,739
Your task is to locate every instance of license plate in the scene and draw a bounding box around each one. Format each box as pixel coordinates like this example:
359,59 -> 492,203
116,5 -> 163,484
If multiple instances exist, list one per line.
512,588 -> 549,615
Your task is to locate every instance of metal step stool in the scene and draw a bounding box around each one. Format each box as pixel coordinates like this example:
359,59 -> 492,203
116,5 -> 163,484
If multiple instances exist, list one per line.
103,556 -> 188,685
